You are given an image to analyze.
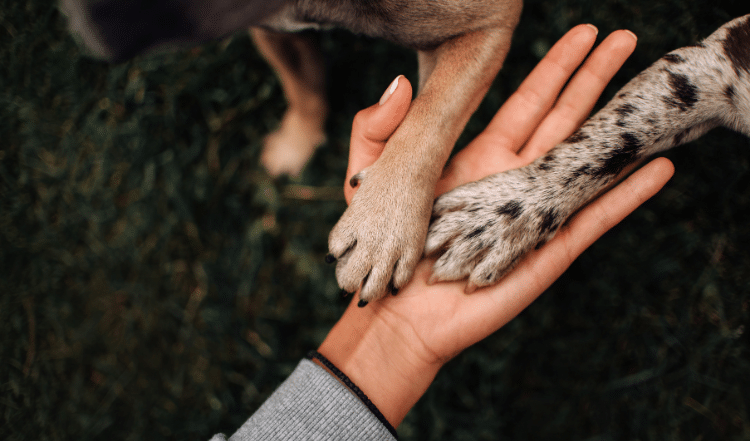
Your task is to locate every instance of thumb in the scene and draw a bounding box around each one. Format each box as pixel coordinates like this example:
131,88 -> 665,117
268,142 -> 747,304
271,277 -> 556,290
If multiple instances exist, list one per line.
345,75 -> 412,203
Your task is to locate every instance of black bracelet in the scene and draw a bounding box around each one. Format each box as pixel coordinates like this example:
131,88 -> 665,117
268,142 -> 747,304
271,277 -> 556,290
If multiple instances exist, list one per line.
307,350 -> 398,439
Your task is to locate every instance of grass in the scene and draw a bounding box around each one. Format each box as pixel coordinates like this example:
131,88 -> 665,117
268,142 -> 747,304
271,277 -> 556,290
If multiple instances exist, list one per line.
1,0 -> 748,440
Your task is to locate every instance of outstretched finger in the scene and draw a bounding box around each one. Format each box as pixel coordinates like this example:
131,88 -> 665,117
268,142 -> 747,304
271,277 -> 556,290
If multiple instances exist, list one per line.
437,24 -> 599,193
345,75 -> 413,203
519,29 -> 638,161
483,24 -> 599,153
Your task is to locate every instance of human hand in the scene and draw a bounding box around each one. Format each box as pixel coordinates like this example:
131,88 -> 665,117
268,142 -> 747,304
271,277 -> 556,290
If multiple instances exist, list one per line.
321,25 -> 674,427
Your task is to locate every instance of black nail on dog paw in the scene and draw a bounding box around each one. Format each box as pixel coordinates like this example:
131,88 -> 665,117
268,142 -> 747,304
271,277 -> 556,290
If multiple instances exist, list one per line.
325,254 -> 336,264
388,281 -> 398,296
357,300 -> 369,308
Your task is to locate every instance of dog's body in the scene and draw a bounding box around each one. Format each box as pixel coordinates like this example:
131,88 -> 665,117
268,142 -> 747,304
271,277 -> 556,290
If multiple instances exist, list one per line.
62,2 -> 750,301
426,15 -> 750,290
63,0 -> 523,301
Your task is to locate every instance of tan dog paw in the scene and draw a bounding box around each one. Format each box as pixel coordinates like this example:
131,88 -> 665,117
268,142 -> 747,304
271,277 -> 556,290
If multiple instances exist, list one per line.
328,163 -> 432,302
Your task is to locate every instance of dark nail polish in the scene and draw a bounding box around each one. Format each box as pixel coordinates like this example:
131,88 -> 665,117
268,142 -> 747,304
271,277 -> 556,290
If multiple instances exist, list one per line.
325,254 -> 336,264
357,300 -> 369,308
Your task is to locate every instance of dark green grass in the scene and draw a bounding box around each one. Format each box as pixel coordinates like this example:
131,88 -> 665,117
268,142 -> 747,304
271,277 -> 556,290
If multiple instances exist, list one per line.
1,0 -> 749,439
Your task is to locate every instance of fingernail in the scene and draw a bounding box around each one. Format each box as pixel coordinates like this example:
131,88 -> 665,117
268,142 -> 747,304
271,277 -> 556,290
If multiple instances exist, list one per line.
585,24 -> 598,36
325,254 -> 336,264
624,29 -> 637,42
379,75 -> 401,106
357,299 -> 369,308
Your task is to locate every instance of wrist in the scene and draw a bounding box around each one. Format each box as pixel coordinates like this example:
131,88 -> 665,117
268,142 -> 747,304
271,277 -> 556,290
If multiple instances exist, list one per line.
317,298 -> 443,428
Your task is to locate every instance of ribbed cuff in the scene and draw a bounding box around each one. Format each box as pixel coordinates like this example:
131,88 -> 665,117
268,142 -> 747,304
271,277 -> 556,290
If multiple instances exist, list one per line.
221,358 -> 397,441
306,350 -> 398,439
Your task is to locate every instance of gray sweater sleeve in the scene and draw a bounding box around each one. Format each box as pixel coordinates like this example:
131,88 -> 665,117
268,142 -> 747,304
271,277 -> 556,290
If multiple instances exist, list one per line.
210,359 -> 397,441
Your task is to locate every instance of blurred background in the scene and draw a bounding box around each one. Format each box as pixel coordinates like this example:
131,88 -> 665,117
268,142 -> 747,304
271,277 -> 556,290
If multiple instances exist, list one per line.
1,0 -> 748,439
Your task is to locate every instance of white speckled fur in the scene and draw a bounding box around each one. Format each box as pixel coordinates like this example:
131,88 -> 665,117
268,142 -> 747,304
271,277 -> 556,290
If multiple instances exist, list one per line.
426,15 -> 750,291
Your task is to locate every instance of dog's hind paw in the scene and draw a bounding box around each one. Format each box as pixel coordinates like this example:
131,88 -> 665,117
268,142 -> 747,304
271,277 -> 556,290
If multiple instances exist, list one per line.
261,107 -> 327,178
425,167 -> 571,292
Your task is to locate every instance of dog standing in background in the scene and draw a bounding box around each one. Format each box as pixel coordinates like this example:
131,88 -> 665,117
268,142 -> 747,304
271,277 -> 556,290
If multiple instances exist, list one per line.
62,0 -> 525,302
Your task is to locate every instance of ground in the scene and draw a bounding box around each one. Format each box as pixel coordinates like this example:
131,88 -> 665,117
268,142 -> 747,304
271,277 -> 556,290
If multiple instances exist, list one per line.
1,0 -> 748,440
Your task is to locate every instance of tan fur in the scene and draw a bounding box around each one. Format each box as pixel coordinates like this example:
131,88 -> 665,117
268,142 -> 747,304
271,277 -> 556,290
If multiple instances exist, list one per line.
62,0 -> 524,301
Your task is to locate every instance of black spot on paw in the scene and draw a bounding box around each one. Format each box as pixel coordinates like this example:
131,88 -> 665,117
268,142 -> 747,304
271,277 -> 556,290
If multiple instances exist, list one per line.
537,154 -> 557,171
538,208 -> 561,236
564,131 -> 590,144
725,85 -> 736,102
614,103 -> 638,127
467,225 -> 486,239
593,133 -> 643,177
496,200 -> 523,219
662,53 -> 685,64
663,71 -> 698,111
564,165 -> 593,185
614,103 -> 637,116
723,16 -> 750,74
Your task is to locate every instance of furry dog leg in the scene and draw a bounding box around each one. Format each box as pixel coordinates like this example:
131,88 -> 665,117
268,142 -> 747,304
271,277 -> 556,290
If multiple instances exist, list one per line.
329,26 -> 519,301
426,15 -> 750,291
250,28 -> 328,177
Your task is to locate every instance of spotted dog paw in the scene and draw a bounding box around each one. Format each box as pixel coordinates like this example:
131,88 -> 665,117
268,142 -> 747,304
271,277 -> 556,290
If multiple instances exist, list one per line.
328,163 -> 434,302
424,165 -> 576,292
427,14 -> 750,292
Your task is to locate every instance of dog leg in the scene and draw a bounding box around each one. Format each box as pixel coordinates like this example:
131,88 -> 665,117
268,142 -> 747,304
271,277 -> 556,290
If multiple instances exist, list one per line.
426,15 -> 750,291
250,28 -> 328,177
329,26 -> 518,301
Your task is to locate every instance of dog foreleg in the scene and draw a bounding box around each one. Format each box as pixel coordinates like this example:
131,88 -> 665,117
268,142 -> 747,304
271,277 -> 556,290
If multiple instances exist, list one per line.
426,15 -> 750,291
328,26 -> 519,302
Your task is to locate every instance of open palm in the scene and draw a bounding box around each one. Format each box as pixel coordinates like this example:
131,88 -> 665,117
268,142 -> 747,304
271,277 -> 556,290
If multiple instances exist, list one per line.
321,25 -> 674,427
